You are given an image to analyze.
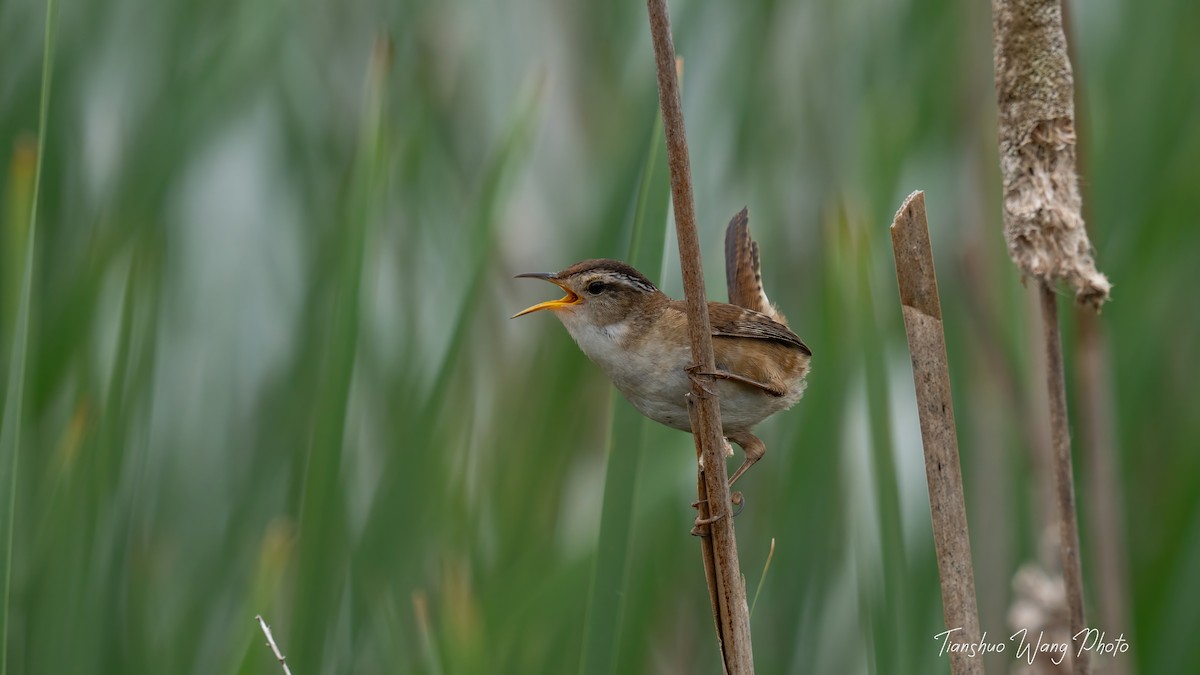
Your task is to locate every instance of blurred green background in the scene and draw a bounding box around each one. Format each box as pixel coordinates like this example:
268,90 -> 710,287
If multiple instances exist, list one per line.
1,0 -> 1197,672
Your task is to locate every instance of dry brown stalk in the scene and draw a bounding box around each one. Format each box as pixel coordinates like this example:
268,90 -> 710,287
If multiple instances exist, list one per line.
645,0 -> 754,672
890,191 -> 984,675
1037,284 -> 1088,675
992,2 -> 1108,672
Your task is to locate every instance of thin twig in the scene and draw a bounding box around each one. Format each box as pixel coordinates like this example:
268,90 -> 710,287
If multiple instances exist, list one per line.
890,191 -> 984,675
256,615 -> 295,675
1038,285 -> 1087,674
644,0 -> 754,672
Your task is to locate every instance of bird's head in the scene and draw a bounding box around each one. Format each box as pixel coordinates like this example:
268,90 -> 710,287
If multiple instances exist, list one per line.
512,259 -> 662,331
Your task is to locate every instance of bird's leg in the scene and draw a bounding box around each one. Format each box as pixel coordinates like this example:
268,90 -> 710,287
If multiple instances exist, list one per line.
686,365 -> 786,397
727,431 -> 767,486
686,394 -> 749,535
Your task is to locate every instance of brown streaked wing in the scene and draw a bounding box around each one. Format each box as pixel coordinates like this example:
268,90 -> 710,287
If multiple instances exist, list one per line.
708,302 -> 812,355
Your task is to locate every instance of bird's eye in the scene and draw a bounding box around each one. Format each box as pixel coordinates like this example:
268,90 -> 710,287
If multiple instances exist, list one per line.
587,281 -> 607,295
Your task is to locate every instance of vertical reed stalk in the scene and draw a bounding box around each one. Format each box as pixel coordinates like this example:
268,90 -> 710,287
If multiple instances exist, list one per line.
645,0 -> 754,671
890,191 -> 984,675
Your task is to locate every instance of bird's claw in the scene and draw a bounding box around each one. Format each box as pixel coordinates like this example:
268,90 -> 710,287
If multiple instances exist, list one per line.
685,363 -> 718,398
689,493 -> 747,536
690,511 -> 725,537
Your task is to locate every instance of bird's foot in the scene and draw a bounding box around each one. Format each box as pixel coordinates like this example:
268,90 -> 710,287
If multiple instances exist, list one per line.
685,363 -> 718,398
689,492 -> 745,536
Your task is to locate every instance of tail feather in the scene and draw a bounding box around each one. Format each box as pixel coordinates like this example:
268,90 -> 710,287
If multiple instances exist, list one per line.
724,208 -> 786,325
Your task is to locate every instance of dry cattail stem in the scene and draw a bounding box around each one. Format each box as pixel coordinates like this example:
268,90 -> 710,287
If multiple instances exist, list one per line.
992,2 -> 1106,673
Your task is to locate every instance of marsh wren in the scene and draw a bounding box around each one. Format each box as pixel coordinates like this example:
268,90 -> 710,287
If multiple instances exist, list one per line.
513,209 -> 811,486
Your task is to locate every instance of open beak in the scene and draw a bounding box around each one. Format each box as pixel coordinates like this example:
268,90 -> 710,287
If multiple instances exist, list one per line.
512,272 -> 582,318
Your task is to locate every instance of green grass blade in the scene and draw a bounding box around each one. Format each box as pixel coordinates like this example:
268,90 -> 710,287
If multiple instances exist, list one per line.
0,0 -> 56,672
749,537 -> 775,618
350,74 -> 544,578
289,40 -> 389,671
853,210 -> 910,672
579,112 -> 670,675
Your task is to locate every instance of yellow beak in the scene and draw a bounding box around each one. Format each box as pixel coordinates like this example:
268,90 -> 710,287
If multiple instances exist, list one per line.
512,273 -> 582,318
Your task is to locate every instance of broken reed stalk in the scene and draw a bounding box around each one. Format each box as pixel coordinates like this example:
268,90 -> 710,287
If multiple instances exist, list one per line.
992,2 -> 1111,672
645,0 -> 754,672
890,192 -> 984,675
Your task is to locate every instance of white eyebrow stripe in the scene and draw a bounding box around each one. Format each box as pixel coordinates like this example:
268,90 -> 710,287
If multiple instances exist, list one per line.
607,272 -> 658,293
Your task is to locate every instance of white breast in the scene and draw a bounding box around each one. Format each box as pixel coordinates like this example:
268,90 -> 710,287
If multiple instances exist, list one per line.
560,316 -> 633,369
558,315 -> 694,430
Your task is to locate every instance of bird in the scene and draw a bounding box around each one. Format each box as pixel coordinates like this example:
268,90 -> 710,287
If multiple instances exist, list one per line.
512,208 -> 811,486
